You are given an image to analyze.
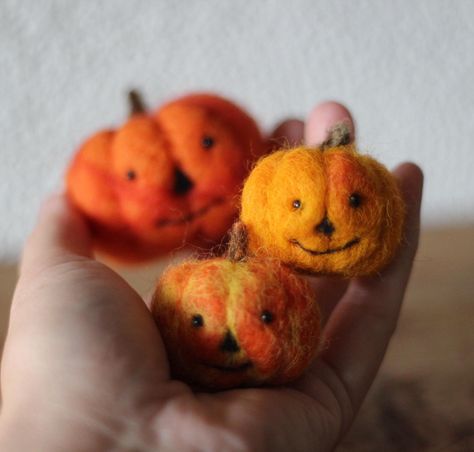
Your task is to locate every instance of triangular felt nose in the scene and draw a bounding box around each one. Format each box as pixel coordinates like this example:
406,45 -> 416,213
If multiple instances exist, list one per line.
220,331 -> 240,353
173,167 -> 194,195
315,217 -> 335,236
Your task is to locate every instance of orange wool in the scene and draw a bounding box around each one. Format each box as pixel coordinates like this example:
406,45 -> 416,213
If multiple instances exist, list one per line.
240,142 -> 405,277
66,93 -> 265,263
151,257 -> 321,390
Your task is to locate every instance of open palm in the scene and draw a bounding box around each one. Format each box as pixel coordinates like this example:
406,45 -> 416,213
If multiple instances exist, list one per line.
0,103 -> 423,452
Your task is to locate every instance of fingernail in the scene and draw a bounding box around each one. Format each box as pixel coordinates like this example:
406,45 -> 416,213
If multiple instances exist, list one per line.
305,101 -> 354,146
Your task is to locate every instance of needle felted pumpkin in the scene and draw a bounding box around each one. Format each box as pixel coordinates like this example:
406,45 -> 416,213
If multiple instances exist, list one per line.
240,124 -> 405,277
151,225 -> 321,389
66,91 -> 265,262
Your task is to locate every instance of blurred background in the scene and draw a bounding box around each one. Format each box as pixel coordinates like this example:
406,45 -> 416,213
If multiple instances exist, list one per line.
1,1 -> 473,450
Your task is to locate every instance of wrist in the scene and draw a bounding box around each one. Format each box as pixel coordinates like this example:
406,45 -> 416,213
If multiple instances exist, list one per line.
0,404 -> 114,452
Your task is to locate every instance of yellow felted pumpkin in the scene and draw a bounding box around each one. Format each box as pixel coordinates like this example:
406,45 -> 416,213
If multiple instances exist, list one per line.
240,125 -> 405,277
151,226 -> 321,389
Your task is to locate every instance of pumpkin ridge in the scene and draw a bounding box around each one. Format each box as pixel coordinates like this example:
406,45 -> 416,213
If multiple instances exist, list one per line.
67,92 -> 265,262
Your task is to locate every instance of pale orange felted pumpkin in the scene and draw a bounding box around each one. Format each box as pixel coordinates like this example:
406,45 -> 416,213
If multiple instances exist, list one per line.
66,91 -> 265,262
151,227 -> 321,390
240,125 -> 405,277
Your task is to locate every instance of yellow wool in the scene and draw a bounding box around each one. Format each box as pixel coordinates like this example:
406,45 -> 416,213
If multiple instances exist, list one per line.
240,144 -> 405,277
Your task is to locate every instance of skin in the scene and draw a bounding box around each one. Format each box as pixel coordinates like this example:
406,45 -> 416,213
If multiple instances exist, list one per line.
0,102 -> 423,451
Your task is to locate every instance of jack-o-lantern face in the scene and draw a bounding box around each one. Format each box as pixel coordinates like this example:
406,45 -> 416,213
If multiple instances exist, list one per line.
152,258 -> 321,389
67,93 -> 264,262
240,144 -> 405,276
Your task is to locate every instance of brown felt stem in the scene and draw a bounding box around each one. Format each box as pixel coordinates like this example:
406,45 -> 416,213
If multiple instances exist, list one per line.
128,89 -> 147,116
226,222 -> 248,262
321,121 -> 351,149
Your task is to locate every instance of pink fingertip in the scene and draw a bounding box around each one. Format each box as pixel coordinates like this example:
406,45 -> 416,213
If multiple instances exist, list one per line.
305,101 -> 355,146
39,193 -> 68,218
269,118 -> 305,149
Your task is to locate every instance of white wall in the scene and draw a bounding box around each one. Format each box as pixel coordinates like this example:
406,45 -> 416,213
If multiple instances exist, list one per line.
1,0 -> 473,261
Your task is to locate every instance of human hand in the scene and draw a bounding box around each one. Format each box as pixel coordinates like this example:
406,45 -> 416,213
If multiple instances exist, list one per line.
0,103 -> 423,451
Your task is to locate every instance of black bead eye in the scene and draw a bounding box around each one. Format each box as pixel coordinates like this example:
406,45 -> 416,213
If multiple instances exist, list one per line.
201,136 -> 214,149
260,310 -> 274,324
126,170 -> 136,181
192,314 -> 204,328
349,193 -> 362,208
292,199 -> 302,209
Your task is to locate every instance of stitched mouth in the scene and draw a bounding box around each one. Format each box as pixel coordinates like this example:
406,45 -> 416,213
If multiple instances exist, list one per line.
289,237 -> 360,255
155,198 -> 225,228
207,362 -> 252,373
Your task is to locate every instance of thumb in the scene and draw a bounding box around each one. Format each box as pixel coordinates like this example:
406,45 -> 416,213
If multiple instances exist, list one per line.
20,194 -> 92,275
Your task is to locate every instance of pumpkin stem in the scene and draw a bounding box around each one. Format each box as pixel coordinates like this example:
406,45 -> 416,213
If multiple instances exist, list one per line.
321,122 -> 352,149
227,221 -> 248,262
128,89 -> 147,116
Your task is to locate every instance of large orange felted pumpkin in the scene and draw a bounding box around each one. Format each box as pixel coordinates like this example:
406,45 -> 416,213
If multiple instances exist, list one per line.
151,229 -> 321,390
66,91 -> 264,262
240,124 -> 405,277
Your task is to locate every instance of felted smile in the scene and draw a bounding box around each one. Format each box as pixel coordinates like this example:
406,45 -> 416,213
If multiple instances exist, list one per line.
155,198 -> 225,228
207,361 -> 252,373
289,237 -> 360,255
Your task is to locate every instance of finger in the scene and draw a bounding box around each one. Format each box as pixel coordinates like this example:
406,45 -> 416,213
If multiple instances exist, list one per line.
266,118 -> 304,151
306,276 -> 349,326
20,194 -> 92,276
308,163 -> 423,413
305,101 -> 355,146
